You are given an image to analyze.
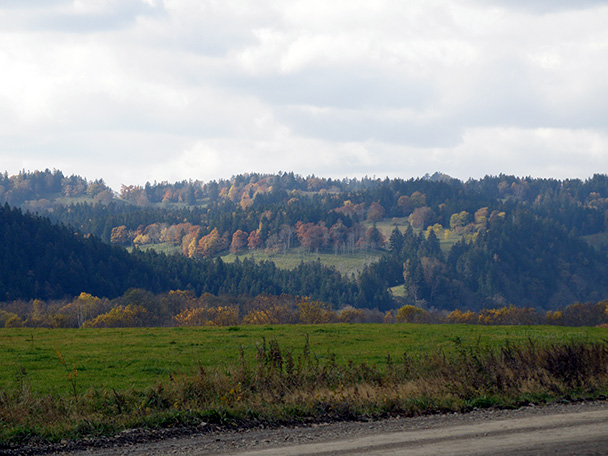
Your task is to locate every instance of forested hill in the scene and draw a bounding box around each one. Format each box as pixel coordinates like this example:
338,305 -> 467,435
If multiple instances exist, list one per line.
0,204 -> 359,305
2,170 -> 608,311
0,203 -> 167,300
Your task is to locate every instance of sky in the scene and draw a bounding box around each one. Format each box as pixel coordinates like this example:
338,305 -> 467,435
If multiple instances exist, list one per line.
1,0 -> 608,190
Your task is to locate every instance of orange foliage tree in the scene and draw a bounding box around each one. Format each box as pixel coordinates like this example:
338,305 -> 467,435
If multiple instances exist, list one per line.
230,230 -> 249,254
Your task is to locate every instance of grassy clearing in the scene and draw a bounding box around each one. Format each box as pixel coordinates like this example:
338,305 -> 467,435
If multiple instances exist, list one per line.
364,217 -> 411,237
390,285 -> 407,297
439,230 -> 463,253
128,243 -> 183,255
363,218 -> 463,255
222,249 -> 383,276
131,245 -> 382,276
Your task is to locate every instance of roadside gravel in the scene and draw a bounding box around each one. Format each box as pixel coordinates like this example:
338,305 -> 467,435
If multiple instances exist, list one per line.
5,400 -> 608,456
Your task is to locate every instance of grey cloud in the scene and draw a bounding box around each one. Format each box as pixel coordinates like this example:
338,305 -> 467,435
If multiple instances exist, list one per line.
227,69 -> 435,110
457,61 -> 608,131
278,106 -> 461,147
28,1 -> 165,33
0,0 -> 69,8
488,0 -> 608,13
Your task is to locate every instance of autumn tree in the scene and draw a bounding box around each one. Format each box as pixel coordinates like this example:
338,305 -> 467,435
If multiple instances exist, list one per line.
247,230 -> 263,250
366,226 -> 385,250
296,222 -> 329,252
83,305 -> 151,328
446,309 -> 478,324
409,206 -> 436,229
110,225 -> 131,245
230,230 -> 249,254
297,298 -> 335,324
174,306 -> 239,326
395,304 -> 426,323
449,211 -> 471,231
0,310 -> 21,328
57,292 -> 106,328
337,306 -> 367,323
196,228 -> 221,257
477,305 -> 540,325
397,195 -> 414,215
367,202 -> 386,222
474,207 -> 489,228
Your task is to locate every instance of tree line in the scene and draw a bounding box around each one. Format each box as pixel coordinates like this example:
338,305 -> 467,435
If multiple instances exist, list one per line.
2,289 -> 607,329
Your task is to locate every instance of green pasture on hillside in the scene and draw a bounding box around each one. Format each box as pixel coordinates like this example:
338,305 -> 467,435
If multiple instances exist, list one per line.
135,245 -> 382,276
0,324 -> 602,396
364,218 -> 463,254
222,249 -> 383,276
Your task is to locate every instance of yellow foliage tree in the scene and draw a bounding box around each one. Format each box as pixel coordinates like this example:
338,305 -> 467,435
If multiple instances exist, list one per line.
0,310 -> 21,328
83,305 -> 150,328
174,306 -> 239,327
446,309 -> 478,324
383,310 -> 395,324
58,292 -> 104,327
243,303 -> 295,325
297,298 -> 335,324
337,306 -> 367,323
396,305 -> 426,323
545,310 -> 563,325
478,305 -> 538,325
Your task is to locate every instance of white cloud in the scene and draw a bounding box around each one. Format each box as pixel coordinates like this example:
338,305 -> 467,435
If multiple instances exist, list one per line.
1,0 -> 608,188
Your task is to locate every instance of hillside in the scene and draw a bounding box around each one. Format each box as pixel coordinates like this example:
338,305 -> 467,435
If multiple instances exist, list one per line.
0,204 -> 170,301
0,204 -> 360,307
2,170 -> 608,311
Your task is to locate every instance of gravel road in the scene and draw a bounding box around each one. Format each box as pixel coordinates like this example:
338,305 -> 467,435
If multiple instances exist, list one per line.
8,400 -> 608,455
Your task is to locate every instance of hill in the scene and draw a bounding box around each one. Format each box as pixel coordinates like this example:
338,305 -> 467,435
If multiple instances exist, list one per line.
0,204 -> 360,307
2,170 -> 608,311
0,204 -> 169,301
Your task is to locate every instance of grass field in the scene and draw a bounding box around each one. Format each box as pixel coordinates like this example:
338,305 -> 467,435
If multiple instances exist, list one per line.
2,323 -> 608,446
0,324 -> 600,396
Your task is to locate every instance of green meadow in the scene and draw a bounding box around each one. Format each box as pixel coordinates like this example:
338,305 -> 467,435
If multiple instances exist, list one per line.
222,249 -> 383,276
0,324 -> 600,395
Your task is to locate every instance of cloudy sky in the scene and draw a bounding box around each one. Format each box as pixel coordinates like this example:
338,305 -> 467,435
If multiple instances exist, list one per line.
1,0 -> 608,189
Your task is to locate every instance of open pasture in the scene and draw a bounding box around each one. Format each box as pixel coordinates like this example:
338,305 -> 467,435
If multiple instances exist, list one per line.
0,324 -> 600,395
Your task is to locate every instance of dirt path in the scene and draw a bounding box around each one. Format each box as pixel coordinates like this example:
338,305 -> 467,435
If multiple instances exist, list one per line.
41,400 -> 608,455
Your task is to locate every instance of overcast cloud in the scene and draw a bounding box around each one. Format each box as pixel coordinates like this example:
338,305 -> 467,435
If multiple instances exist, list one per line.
1,0 -> 607,189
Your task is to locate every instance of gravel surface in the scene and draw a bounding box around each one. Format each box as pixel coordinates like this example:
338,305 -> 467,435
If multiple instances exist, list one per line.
4,400 -> 608,456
